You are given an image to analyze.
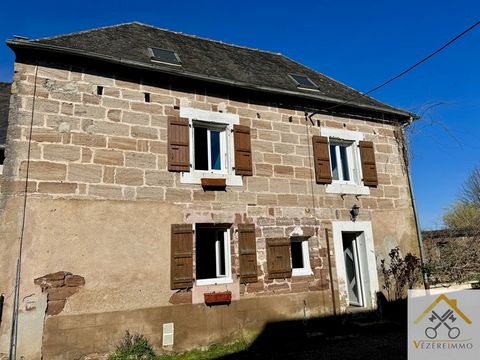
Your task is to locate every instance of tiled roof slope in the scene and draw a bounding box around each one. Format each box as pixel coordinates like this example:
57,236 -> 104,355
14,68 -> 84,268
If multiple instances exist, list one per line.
0,82 -> 11,145
10,22 -> 414,119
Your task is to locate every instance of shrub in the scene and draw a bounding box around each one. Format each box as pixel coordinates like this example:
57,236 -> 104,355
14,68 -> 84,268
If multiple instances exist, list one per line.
380,247 -> 421,300
108,330 -> 157,360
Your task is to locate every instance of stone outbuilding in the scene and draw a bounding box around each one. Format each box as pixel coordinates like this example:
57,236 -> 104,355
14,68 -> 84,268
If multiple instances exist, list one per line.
0,22 -> 420,359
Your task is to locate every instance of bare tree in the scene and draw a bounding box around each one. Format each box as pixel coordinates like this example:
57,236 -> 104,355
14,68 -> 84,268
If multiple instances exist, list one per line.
443,165 -> 480,229
459,165 -> 480,205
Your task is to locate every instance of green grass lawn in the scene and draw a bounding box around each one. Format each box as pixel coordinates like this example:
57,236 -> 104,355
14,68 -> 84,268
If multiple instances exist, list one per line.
156,339 -> 251,360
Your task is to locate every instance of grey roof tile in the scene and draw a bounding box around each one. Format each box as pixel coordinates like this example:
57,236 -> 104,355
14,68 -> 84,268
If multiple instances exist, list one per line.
12,22 -> 412,118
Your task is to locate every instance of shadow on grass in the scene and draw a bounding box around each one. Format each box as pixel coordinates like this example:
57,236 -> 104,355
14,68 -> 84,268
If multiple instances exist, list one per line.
219,296 -> 408,360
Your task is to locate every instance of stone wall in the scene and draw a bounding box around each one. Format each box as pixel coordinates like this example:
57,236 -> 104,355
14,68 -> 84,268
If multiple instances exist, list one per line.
0,60 -> 418,358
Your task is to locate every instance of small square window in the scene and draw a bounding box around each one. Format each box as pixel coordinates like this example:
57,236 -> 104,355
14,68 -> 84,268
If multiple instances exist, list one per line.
150,47 -> 181,66
193,122 -> 227,173
196,224 -> 232,285
291,237 -> 312,276
288,74 -> 318,89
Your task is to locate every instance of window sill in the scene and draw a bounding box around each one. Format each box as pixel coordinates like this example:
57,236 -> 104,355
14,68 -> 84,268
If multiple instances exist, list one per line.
196,277 -> 233,286
292,269 -> 313,277
180,171 -> 243,186
326,182 -> 370,195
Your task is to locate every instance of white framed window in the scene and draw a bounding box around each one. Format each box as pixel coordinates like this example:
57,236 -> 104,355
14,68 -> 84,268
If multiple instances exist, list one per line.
193,121 -> 227,173
321,128 -> 370,195
290,237 -> 313,276
180,107 -> 242,186
0,145 -> 5,174
195,224 -> 232,286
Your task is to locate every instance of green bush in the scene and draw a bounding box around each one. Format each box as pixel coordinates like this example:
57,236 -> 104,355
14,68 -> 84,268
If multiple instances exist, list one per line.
108,330 -> 157,360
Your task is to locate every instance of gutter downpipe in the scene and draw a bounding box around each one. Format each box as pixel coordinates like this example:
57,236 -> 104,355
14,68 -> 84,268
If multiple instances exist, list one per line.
403,121 -> 430,290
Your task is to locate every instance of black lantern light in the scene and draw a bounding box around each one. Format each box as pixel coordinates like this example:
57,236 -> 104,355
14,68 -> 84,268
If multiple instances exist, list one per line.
350,204 -> 360,222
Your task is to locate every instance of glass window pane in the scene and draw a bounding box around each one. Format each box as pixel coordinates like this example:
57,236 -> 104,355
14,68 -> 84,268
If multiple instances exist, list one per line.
194,127 -> 208,170
217,231 -> 226,276
339,146 -> 350,181
330,145 -> 339,180
196,227 -> 217,280
210,131 -> 221,170
291,241 -> 304,269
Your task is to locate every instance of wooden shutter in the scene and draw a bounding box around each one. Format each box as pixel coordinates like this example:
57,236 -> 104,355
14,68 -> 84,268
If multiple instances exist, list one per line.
312,136 -> 332,184
168,117 -> 190,172
238,224 -> 258,283
171,224 -> 193,289
359,140 -> 378,186
266,238 -> 292,279
233,125 -> 253,176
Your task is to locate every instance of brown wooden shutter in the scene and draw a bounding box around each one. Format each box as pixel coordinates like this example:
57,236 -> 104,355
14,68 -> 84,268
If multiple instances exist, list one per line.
171,224 -> 193,289
266,238 -> 292,279
312,136 -> 332,184
233,125 -> 253,176
238,224 -> 258,283
168,117 -> 190,172
359,140 -> 378,186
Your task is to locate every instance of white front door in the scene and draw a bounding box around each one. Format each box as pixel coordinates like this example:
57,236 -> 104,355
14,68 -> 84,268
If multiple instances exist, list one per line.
343,232 -> 364,307
332,221 -> 380,310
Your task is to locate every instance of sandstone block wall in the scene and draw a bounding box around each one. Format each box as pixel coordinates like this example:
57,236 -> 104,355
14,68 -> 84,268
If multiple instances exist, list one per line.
0,60 -> 418,358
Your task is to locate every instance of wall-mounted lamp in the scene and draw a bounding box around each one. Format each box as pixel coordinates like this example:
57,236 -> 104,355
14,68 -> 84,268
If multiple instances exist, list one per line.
350,204 -> 360,222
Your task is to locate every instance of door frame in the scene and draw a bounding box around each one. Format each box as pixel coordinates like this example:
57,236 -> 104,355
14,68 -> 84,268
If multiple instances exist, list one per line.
332,221 -> 379,309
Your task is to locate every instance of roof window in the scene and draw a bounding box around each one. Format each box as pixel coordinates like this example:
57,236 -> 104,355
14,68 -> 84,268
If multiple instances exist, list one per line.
149,47 -> 181,66
288,74 -> 318,89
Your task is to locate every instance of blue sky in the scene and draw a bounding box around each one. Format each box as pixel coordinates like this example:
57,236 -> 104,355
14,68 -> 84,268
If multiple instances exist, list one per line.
0,1 -> 478,229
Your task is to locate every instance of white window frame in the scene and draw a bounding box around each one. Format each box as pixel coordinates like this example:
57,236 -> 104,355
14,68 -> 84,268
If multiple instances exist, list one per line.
180,107 -> 243,186
195,225 -> 232,286
331,221 -> 379,309
192,121 -> 227,174
321,128 -> 370,195
291,237 -> 313,276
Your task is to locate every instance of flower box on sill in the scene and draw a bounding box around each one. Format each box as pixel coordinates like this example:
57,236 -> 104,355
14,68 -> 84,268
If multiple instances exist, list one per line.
204,291 -> 232,306
201,178 -> 226,191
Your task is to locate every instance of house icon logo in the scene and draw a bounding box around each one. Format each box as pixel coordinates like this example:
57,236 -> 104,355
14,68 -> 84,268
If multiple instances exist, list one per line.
414,294 -> 472,340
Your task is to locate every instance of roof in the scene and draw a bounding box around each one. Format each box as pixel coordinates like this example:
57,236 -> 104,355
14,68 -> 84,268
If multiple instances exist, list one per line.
0,82 -> 11,145
7,22 -> 415,120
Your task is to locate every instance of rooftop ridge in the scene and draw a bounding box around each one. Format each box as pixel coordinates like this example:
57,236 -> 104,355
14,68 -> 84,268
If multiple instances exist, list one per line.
32,22 -> 140,42
131,22 -> 284,57
32,21 -> 285,58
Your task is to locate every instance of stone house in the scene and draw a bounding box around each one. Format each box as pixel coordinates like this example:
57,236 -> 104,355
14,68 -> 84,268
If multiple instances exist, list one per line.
0,22 -> 420,359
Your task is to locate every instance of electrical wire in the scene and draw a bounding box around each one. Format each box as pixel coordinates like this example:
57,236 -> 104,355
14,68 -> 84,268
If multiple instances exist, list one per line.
364,19 -> 480,96
320,19 -> 480,114
9,64 -> 38,360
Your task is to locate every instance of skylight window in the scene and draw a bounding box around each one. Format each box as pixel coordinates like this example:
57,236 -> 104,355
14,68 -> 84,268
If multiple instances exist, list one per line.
288,74 -> 318,89
149,47 -> 181,66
